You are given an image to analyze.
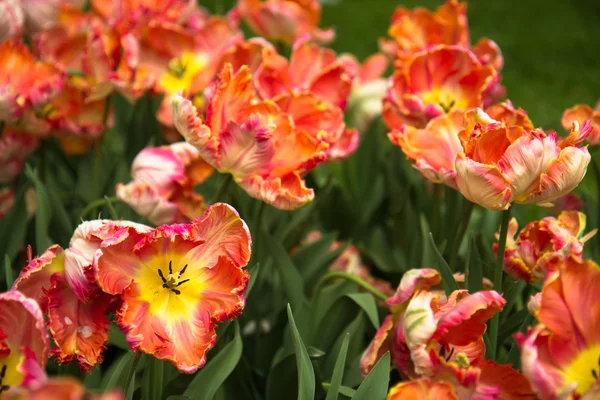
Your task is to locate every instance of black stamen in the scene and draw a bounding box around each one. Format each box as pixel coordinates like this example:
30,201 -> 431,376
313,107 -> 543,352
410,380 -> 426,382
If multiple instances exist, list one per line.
158,269 -> 167,283
445,347 -> 455,362
179,264 -> 188,275
1,365 -> 6,379
171,288 -> 181,295
162,283 -> 169,289
169,260 -> 173,275
175,279 -> 190,287
593,369 -> 598,380
0,385 -> 9,393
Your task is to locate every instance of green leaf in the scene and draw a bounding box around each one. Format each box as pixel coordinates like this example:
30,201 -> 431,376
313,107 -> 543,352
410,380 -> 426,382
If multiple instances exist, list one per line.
105,196 -> 119,220
167,397 -> 191,400
102,352 -> 135,390
505,313 -> 535,368
184,322 -> 243,400
352,352 -> 390,400
325,333 -> 350,400
4,255 -> 13,290
0,183 -> 29,260
345,293 -> 380,329
427,233 -> 459,295
142,356 -> 164,400
266,235 -> 308,311
25,166 -> 52,253
465,236 -> 482,293
45,172 -> 73,238
287,304 -> 315,400
245,263 -> 260,297
498,309 -> 529,348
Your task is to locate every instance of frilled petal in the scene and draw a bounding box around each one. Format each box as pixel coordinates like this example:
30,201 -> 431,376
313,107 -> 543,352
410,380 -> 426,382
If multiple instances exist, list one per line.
497,134 -> 560,201
521,146 -> 590,206
517,326 -> 565,399
472,38 -> 504,70
387,269 -> 440,306
116,182 -> 181,226
403,291 -> 438,375
361,315 -> 394,376
239,172 -> 315,210
433,290 -> 505,346
12,245 -> 64,306
387,378 -> 458,400
118,282 -> 217,374
46,276 -> 112,372
171,94 -> 215,163
95,226 -> 152,295
455,156 -> 512,210
327,128 -> 359,161
219,119 -> 274,179
0,291 -> 49,389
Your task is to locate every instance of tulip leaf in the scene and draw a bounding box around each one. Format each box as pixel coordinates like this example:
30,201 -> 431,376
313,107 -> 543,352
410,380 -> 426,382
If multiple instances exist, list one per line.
24,166 -> 52,253
142,356 -> 165,400
504,313 -> 536,368
498,309 -> 530,348
104,195 -> 119,220
287,304 -> 315,400
427,233 -> 459,295
465,236 -> 483,293
4,255 -> 13,291
184,321 -> 243,400
0,183 -> 29,261
324,333 -> 350,400
102,352 -> 136,390
351,352 -> 390,400
345,293 -> 380,329
267,235 -> 308,311
245,263 -> 260,297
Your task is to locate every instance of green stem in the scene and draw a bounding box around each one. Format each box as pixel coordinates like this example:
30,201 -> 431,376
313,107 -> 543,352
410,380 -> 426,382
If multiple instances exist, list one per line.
211,174 -> 233,204
81,196 -> 119,219
313,271 -> 388,302
489,207 -> 511,359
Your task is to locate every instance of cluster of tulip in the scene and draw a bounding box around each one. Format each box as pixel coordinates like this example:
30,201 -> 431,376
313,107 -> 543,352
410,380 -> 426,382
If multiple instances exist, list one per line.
1,0 -> 599,399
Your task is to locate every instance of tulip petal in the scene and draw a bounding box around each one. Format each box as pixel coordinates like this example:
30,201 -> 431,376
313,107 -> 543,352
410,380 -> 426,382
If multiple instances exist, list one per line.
12,245 -> 64,306
47,276 -> 112,372
361,315 -> 394,377
455,156 -> 512,210
522,146 -> 591,206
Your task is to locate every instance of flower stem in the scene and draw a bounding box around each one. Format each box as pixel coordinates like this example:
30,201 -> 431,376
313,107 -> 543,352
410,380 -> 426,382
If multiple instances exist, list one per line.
211,174 -> 232,204
81,196 -> 119,219
488,207 -> 511,359
313,271 -> 388,302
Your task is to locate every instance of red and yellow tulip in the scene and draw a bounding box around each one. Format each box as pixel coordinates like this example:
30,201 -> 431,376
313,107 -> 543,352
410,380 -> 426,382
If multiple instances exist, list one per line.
95,203 -> 251,372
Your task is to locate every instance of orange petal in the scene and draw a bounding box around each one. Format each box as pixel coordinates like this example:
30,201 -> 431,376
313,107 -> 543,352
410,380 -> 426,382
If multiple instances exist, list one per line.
455,156 -> 512,210
13,245 -> 65,306
387,378 -> 458,400
47,276 -> 112,372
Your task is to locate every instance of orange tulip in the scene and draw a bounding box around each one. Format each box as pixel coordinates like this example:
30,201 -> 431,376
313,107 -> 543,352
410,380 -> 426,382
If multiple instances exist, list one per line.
495,211 -> 596,282
95,203 -> 251,372
562,103 -> 600,146
383,45 -> 496,129
238,0 -> 334,45
518,257 -> 600,399
0,291 -> 49,395
117,142 -> 213,225
455,109 -> 591,210
173,64 -> 328,209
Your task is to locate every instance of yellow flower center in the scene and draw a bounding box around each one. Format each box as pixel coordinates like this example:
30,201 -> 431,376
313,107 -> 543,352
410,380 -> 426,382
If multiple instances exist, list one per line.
562,345 -> 600,395
0,348 -> 26,393
422,88 -> 464,113
136,253 -> 205,321
157,260 -> 190,295
159,53 -> 207,95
